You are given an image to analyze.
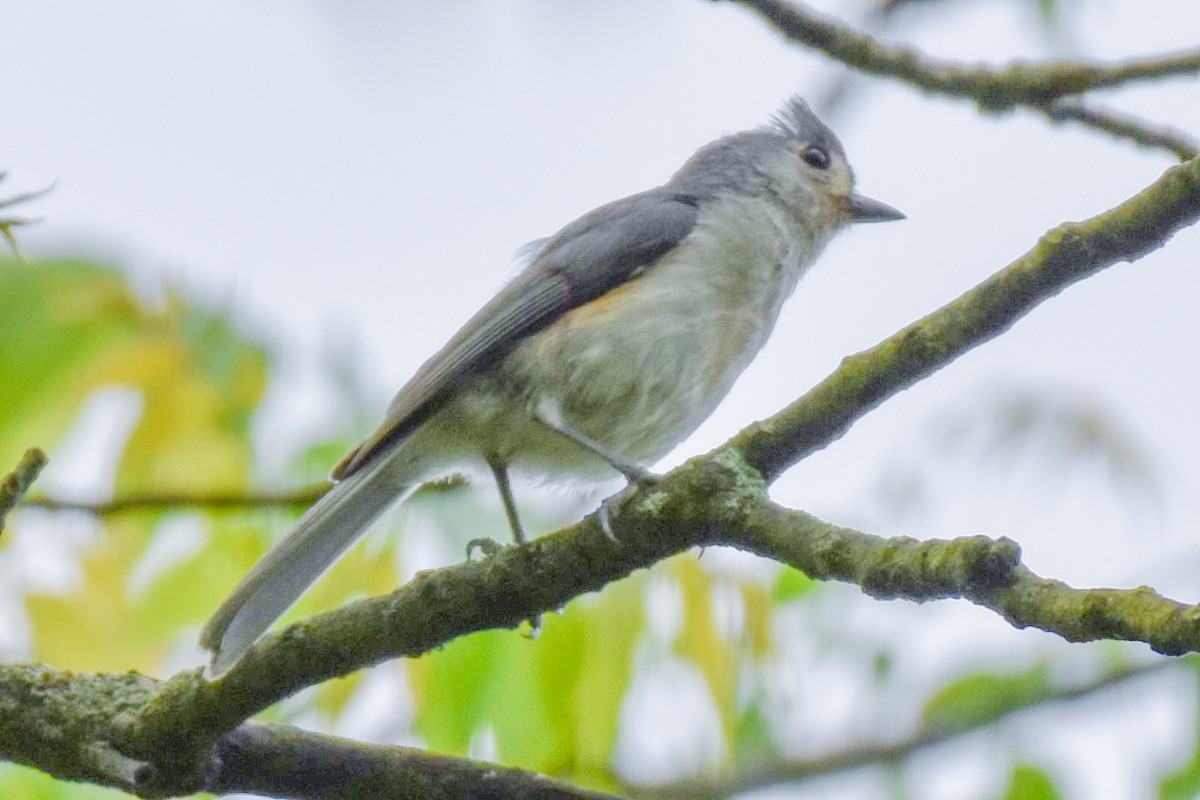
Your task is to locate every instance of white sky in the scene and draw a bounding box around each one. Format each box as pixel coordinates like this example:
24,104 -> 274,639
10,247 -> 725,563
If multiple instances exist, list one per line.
3,1 -> 1200,797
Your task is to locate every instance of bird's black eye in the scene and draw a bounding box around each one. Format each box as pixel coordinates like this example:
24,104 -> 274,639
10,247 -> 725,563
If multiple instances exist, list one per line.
800,145 -> 830,170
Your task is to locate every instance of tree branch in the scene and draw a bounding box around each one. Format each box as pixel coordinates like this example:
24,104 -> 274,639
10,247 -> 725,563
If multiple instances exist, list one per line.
3,475 -> 1193,797
725,0 -> 1200,111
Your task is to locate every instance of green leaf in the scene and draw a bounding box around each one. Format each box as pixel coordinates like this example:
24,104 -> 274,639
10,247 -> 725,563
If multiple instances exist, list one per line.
672,557 -> 736,750
412,623 -> 572,770
771,566 -> 817,603
732,704 -> 779,763
0,763 -> 133,799
489,615 -> 570,769
1160,748 -> 1200,800
1035,0 -> 1060,26
1159,658 -> 1200,800
921,663 -> 1052,734
1000,763 -> 1060,800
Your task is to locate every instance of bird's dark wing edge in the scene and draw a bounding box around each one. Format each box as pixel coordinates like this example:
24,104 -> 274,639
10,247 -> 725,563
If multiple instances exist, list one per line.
331,190 -> 700,479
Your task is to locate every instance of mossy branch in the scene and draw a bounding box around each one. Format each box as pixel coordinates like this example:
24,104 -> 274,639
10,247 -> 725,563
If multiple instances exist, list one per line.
0,666 -> 158,791
0,664 -> 622,799
744,504 -> 1200,655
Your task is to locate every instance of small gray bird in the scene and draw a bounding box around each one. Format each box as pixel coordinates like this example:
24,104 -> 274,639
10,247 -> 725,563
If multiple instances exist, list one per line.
200,97 -> 903,676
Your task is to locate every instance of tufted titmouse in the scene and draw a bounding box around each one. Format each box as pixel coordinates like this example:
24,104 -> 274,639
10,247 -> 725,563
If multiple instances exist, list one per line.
200,97 -> 903,676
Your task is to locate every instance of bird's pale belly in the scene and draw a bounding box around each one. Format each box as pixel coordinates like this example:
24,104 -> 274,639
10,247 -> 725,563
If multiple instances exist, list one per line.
440,288 -> 776,478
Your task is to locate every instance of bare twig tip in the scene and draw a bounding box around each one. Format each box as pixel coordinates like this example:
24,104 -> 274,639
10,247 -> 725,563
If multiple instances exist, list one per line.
0,448 -> 50,534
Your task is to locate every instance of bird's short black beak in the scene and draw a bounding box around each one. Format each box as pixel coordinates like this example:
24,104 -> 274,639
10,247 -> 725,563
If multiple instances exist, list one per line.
848,192 -> 905,223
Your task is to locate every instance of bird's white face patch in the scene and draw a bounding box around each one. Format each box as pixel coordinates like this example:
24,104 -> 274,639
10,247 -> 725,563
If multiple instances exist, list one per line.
826,156 -> 854,199
763,147 -> 857,228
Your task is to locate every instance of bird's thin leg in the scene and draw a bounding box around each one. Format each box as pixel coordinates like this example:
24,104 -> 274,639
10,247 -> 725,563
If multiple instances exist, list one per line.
529,402 -> 656,542
530,406 -> 656,485
466,455 -> 525,559
488,455 -> 526,545
485,455 -> 542,637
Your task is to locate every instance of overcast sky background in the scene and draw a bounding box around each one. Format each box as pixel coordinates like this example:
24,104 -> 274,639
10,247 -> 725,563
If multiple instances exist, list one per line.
3,1 -> 1200,798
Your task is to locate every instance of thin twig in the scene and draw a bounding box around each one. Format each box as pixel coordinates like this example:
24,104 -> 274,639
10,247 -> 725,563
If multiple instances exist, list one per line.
22,485 -> 329,515
637,659 -> 1176,799
1045,100 -> 1199,161
0,173 -> 55,258
20,474 -> 469,516
0,449 -> 48,534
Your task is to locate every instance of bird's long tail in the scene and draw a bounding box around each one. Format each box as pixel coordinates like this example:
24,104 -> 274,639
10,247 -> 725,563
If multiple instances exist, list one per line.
200,457 -> 414,678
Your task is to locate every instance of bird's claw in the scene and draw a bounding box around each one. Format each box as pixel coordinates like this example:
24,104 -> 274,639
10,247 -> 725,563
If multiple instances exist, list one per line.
619,463 -> 660,487
597,480 -> 648,541
466,537 -> 504,559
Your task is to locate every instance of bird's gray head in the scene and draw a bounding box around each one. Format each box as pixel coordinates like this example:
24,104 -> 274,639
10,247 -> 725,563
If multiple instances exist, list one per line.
668,96 -> 902,234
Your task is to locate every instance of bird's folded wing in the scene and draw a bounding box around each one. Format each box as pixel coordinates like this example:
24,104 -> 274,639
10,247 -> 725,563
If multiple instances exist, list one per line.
331,189 -> 701,479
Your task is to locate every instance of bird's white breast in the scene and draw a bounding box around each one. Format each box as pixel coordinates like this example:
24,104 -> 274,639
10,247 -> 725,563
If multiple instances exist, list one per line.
495,192 -> 834,470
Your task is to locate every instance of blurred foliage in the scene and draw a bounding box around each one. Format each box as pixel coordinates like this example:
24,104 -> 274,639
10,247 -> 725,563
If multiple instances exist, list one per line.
933,388 -> 1161,503
0,256 -> 269,673
872,383 -> 1164,527
408,550 -> 779,788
